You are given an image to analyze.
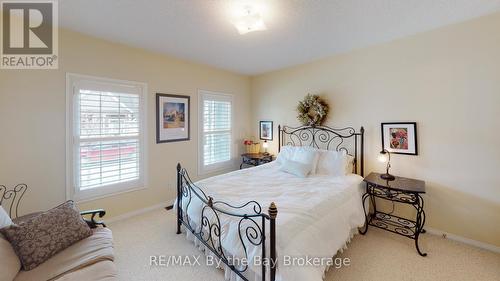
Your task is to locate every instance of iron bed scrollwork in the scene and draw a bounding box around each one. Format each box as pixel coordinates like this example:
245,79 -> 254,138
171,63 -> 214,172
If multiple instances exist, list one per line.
176,124 -> 364,281
279,125 -> 364,176
0,184 -> 28,218
176,164 -> 277,281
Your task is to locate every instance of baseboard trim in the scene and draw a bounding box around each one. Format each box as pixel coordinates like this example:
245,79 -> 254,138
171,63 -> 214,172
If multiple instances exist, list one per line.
106,203 -> 167,224
426,227 -> 500,254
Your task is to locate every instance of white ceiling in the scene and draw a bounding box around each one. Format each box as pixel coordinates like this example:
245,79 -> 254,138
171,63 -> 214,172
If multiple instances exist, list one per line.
59,0 -> 500,75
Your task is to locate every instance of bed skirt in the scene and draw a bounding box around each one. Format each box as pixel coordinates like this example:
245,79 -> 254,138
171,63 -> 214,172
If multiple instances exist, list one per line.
182,226 -> 359,281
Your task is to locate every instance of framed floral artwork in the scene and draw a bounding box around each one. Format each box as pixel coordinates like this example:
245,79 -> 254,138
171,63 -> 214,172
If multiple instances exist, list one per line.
156,93 -> 190,143
381,122 -> 418,155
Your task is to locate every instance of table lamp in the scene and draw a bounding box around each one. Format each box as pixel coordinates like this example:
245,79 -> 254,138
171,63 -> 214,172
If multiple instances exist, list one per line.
378,149 -> 395,181
262,140 -> 269,154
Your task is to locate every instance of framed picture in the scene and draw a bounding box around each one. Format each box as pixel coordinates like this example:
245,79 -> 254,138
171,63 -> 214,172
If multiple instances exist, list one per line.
259,121 -> 273,141
156,93 -> 190,143
381,122 -> 418,155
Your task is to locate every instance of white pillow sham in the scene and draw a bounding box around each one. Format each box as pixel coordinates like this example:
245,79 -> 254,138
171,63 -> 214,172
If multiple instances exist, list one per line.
291,147 -> 319,174
279,159 -> 311,178
345,154 -> 355,174
316,149 -> 354,176
276,145 -> 320,175
276,145 -> 295,164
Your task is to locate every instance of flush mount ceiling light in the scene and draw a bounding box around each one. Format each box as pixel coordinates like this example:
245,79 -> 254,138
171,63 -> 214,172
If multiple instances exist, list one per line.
230,2 -> 267,34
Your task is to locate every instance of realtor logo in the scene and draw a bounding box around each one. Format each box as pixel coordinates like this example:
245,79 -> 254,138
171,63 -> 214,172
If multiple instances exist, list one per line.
1,0 -> 58,69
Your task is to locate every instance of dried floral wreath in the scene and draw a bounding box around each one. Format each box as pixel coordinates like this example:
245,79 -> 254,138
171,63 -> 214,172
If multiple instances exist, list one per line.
296,94 -> 329,126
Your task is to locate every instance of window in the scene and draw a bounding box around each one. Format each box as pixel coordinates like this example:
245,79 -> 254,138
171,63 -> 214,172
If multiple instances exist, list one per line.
199,90 -> 233,174
66,74 -> 147,202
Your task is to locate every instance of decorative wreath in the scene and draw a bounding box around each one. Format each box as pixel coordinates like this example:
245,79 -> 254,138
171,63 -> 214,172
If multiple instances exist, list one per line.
296,94 -> 329,126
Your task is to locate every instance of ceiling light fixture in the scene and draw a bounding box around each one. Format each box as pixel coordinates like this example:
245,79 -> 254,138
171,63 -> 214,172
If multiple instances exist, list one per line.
231,2 -> 267,35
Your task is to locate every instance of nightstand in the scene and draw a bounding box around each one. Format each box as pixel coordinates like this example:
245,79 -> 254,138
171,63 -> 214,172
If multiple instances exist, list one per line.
360,172 -> 427,256
240,153 -> 273,169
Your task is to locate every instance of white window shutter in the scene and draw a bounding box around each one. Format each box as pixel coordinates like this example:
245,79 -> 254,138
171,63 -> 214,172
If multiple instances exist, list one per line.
199,91 -> 233,174
77,90 -> 141,189
67,74 -> 147,201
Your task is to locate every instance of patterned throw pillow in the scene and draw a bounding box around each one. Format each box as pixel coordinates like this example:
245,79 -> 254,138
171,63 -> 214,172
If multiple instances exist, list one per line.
0,200 -> 93,270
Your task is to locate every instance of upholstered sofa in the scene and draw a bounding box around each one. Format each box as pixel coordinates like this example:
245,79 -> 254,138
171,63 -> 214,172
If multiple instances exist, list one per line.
0,185 -> 117,281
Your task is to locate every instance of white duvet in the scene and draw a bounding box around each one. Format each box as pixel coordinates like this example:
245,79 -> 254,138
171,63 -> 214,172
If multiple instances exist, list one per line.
180,162 -> 365,281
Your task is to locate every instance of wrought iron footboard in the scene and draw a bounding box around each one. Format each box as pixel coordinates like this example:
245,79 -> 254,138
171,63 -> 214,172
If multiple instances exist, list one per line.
176,163 -> 278,281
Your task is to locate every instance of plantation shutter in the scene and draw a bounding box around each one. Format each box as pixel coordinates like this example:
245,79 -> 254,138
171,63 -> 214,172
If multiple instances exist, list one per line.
74,80 -> 144,192
200,92 -> 232,170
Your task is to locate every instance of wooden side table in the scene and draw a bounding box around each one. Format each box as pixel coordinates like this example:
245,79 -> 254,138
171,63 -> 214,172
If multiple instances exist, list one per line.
360,172 -> 427,256
240,153 -> 273,169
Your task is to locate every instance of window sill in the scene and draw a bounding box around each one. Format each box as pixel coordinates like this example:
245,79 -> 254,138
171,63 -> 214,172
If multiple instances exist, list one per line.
72,185 -> 148,203
198,161 -> 236,177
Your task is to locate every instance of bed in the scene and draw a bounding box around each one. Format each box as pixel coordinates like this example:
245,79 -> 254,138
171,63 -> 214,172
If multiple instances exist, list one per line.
176,125 -> 365,281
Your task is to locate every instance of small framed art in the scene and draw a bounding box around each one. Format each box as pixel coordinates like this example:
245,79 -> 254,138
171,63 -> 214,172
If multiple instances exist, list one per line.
381,122 -> 418,155
259,121 -> 273,141
156,93 -> 190,143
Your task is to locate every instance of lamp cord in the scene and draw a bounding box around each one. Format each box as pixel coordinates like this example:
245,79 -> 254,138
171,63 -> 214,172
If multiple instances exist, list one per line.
383,189 -> 396,215
388,200 -> 395,215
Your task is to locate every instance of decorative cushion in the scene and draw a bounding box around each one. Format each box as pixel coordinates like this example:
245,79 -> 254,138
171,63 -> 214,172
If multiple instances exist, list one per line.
12,212 -> 43,225
0,234 -> 21,281
0,206 -> 13,228
279,159 -> 312,177
0,201 -> 93,271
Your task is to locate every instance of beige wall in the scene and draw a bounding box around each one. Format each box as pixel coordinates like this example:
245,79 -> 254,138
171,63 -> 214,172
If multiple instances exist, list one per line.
251,13 -> 500,246
1,12 -> 499,248
0,29 -> 251,217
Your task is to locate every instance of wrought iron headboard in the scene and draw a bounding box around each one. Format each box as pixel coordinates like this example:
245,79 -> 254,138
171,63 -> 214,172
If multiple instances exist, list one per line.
278,125 -> 365,176
0,184 -> 28,219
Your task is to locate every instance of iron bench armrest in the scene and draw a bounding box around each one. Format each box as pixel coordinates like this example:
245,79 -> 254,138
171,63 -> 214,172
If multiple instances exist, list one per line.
80,209 -> 106,228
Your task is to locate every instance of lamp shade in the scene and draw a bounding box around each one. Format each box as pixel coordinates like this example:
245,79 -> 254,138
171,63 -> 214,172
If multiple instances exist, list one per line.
379,150 -> 395,181
378,153 -> 388,163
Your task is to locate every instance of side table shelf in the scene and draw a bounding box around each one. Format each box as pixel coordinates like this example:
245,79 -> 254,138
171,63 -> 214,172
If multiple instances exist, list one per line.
360,172 -> 427,256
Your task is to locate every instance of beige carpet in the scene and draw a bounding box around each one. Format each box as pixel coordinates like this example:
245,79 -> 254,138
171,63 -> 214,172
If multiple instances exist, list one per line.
109,209 -> 500,281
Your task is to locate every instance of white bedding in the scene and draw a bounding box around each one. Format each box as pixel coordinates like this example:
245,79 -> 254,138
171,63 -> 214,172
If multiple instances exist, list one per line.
180,161 -> 365,281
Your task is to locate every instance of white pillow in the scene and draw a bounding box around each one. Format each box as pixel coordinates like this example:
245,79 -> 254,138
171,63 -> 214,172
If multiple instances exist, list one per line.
0,206 -> 12,229
291,146 -> 319,174
316,150 -> 353,176
277,146 -> 320,174
276,145 -> 296,164
345,154 -> 355,174
279,159 -> 311,177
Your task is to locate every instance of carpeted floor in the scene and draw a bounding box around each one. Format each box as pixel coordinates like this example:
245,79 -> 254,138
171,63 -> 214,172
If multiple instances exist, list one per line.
109,209 -> 500,281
